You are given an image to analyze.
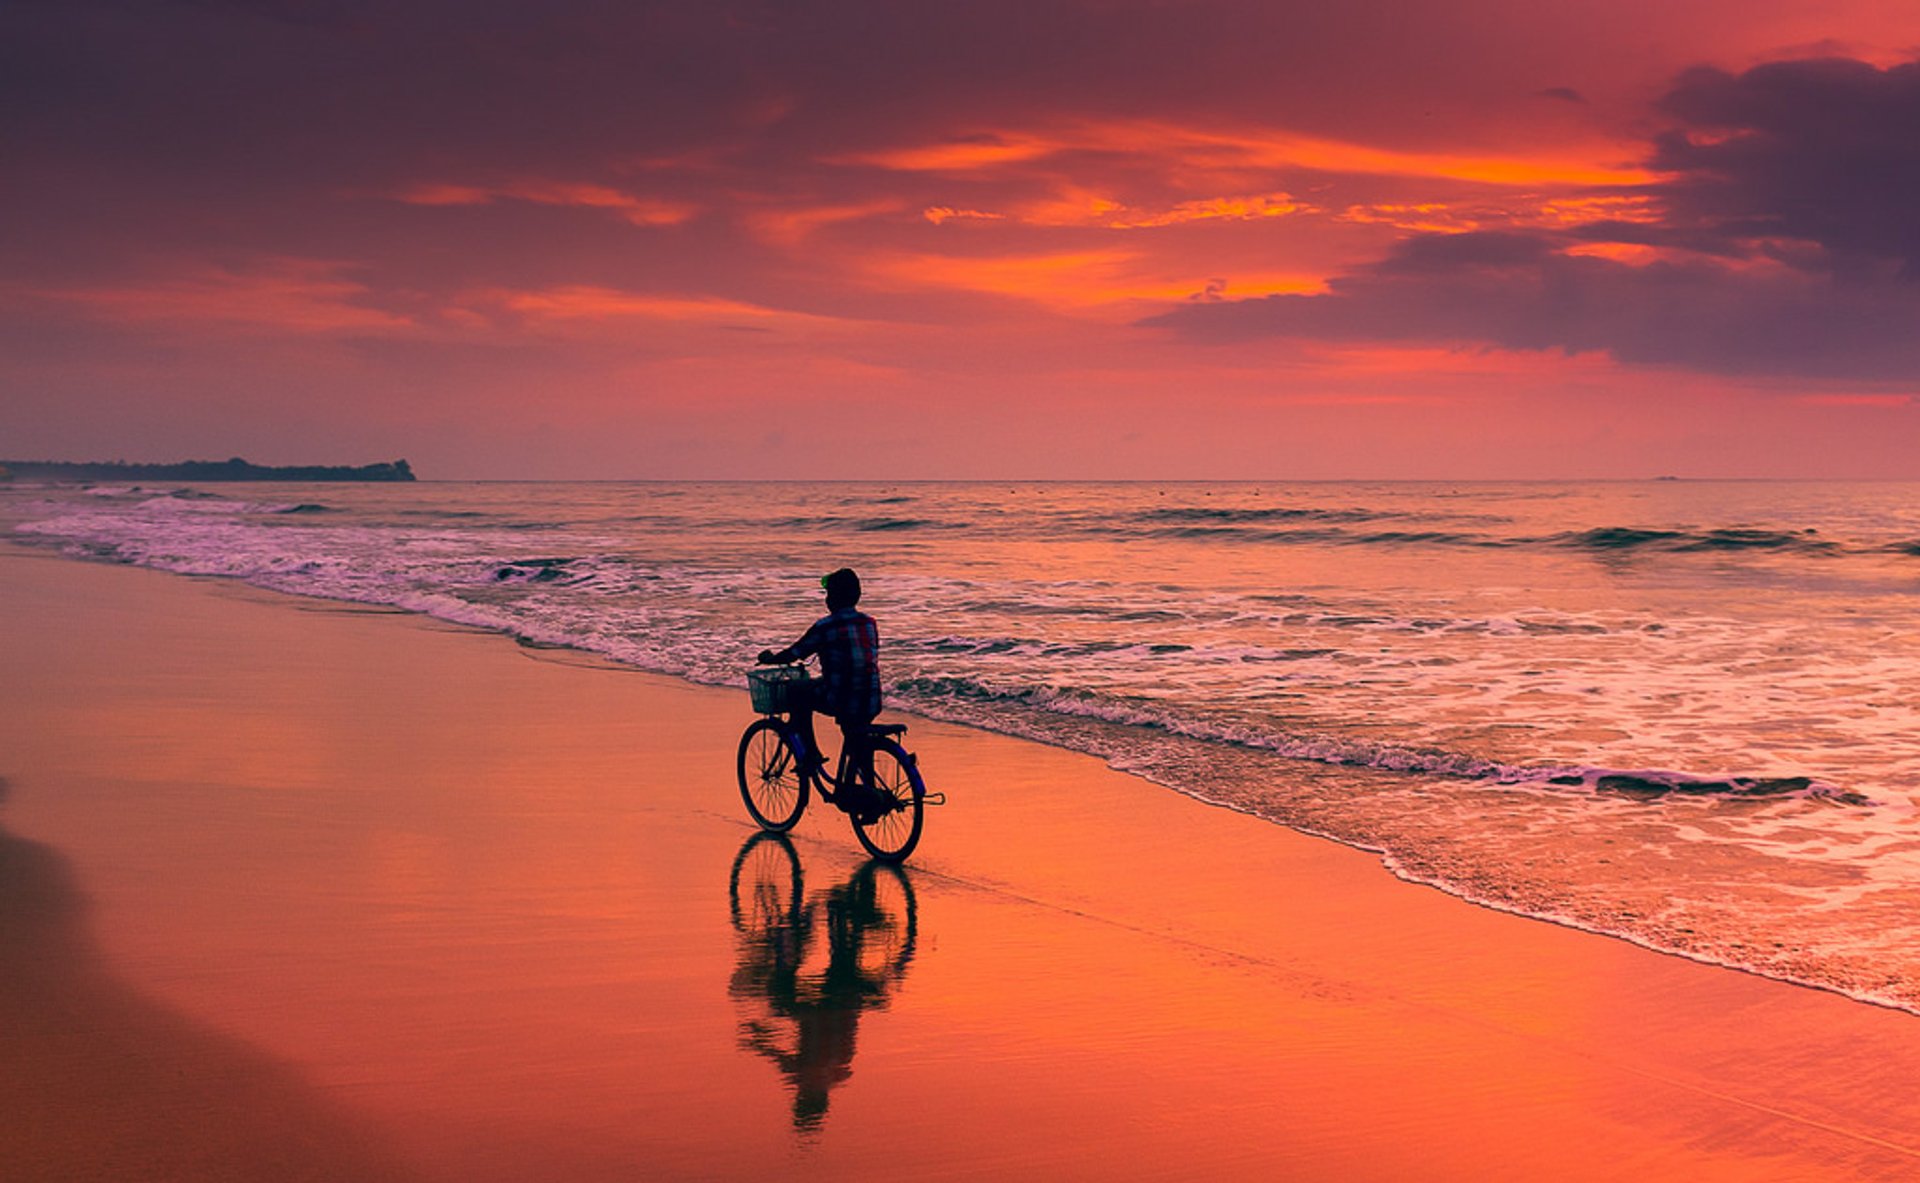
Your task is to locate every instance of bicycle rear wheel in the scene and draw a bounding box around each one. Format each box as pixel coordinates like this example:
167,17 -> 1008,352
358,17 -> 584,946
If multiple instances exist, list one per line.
850,737 -> 925,862
848,861 -> 918,978
737,719 -> 808,831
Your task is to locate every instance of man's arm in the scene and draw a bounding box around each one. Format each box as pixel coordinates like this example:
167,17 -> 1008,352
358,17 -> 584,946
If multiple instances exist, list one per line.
758,620 -> 824,665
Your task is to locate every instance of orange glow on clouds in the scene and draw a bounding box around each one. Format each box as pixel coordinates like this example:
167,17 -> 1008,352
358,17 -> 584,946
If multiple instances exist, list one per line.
922,207 -> 1007,225
744,200 -> 908,247
857,119 -> 1656,188
483,286 -> 853,335
1533,195 -> 1664,226
840,133 -> 1059,172
396,181 -> 695,226
859,249 -> 1322,312
1562,242 -> 1667,264
1107,192 -> 1307,229
1336,202 -> 1484,234
1141,123 -> 1657,186
971,189 -> 1309,230
1339,194 -> 1662,235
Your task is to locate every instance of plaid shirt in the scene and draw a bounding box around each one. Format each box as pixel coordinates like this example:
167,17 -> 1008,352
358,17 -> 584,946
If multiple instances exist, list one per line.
782,608 -> 881,721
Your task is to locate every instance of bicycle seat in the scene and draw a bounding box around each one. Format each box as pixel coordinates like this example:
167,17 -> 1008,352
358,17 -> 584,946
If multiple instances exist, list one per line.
864,722 -> 908,737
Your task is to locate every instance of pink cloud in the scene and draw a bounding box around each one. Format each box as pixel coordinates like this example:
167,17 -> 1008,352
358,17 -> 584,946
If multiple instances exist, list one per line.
480,285 -> 852,331
29,260 -> 412,335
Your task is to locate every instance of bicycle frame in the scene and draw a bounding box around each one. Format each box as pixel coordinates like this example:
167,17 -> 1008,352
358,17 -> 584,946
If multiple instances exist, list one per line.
768,708 -> 868,807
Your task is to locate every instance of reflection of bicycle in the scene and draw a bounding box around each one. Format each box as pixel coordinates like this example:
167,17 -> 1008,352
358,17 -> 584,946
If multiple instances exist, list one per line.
728,833 -> 919,981
727,833 -> 919,1132
737,665 -> 941,862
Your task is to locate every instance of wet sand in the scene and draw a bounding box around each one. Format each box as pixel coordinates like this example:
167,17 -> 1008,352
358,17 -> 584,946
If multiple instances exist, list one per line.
5,543 -> 1920,1180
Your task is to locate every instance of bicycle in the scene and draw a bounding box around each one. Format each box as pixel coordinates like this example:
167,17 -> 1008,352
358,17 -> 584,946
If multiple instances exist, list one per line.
735,664 -> 942,862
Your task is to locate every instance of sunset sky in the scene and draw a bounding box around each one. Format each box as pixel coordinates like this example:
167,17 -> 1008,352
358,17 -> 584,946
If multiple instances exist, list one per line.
7,0 -> 1920,478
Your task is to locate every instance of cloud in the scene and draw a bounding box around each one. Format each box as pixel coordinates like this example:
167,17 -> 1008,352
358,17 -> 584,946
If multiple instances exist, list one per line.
1152,54 -> 1920,380
392,181 -> 697,227
0,0 -> 1689,336
923,207 -> 1006,225
930,188 -> 1309,230
858,248 -> 1150,309
473,285 -> 855,335
1147,228 -> 1920,378
839,133 -> 1063,172
1335,194 -> 1663,235
14,1 -> 1920,478
1653,56 -> 1920,273
1067,191 -> 1309,230
853,118 -> 1655,187
742,199 -> 909,248
23,259 -> 413,336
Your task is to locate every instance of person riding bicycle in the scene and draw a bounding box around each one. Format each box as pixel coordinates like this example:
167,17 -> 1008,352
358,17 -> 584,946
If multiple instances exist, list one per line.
757,568 -> 884,812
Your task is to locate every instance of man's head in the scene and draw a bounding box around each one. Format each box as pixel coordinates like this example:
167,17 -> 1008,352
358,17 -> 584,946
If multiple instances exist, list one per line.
821,567 -> 861,611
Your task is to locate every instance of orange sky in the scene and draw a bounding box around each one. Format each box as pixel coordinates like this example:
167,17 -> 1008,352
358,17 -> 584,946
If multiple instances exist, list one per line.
6,0 -> 1920,477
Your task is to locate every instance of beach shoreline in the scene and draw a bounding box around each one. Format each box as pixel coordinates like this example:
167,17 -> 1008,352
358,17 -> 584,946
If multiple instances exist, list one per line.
7,542 -> 1920,1179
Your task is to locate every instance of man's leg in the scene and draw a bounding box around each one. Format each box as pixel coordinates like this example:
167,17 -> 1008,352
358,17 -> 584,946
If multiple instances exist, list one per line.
838,716 -> 877,806
795,706 -> 824,773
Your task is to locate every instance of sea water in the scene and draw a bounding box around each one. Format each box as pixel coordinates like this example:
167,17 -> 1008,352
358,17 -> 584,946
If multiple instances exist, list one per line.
9,479 -> 1920,1009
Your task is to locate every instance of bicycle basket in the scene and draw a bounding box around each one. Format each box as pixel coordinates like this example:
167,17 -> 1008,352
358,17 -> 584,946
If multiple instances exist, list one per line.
748,666 -> 813,714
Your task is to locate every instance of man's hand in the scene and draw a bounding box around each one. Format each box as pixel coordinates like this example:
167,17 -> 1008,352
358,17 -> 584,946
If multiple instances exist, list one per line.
757,649 -> 777,665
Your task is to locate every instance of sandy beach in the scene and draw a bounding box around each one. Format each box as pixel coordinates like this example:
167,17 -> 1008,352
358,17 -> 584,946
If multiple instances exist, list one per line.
6,542 -> 1920,1181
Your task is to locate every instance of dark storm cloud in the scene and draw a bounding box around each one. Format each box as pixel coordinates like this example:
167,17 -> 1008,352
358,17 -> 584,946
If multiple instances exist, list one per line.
1154,54 -> 1920,378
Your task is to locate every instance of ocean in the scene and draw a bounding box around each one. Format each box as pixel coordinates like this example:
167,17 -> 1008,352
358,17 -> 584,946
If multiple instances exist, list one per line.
8,478 -> 1920,1010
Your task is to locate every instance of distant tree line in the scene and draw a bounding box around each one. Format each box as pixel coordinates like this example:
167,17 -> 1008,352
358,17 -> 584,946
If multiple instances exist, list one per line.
0,457 -> 417,482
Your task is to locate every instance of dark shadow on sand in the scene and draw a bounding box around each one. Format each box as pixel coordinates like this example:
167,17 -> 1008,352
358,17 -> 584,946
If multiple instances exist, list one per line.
0,776 -> 422,1181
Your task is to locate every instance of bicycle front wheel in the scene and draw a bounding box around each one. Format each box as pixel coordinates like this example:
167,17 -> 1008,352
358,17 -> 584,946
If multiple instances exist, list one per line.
851,738 -> 925,862
729,831 -> 803,935
737,719 -> 808,831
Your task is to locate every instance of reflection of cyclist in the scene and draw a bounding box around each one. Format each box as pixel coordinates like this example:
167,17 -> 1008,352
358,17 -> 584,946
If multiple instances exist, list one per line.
757,568 -> 882,807
734,889 -> 873,1131
729,836 -> 917,1134
772,884 -> 883,1130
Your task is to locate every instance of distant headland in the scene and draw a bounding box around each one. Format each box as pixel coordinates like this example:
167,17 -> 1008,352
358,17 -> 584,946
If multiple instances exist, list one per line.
0,457 -> 416,482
